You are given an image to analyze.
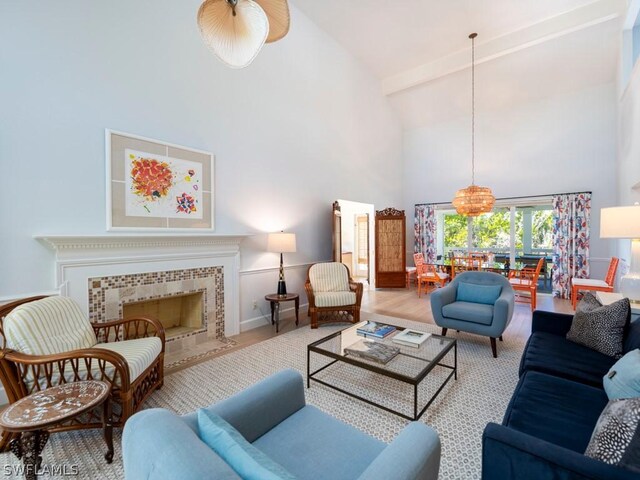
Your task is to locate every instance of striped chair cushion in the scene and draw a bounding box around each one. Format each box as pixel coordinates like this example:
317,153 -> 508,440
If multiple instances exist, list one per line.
95,337 -> 162,381
4,296 -> 97,355
23,337 -> 163,391
315,292 -> 357,308
309,263 -> 350,292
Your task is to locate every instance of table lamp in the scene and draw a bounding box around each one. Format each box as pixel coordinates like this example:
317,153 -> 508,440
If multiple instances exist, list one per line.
600,205 -> 640,303
267,232 -> 296,296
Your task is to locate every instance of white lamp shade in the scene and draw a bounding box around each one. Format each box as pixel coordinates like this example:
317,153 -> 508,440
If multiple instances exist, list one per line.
197,0 -> 268,69
600,206 -> 640,239
267,232 -> 296,253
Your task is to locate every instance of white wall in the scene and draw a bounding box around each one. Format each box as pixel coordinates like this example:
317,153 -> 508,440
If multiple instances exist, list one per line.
0,1 -> 403,328
619,54 -> 640,207
403,83 -> 619,280
617,30 -> 640,274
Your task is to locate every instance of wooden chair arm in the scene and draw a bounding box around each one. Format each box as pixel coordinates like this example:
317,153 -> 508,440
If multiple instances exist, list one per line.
349,281 -> 364,305
1,347 -> 131,392
304,281 -> 316,308
92,316 -> 165,348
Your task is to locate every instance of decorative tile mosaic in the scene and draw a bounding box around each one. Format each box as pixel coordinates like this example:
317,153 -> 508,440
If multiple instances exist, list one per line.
87,267 -> 225,346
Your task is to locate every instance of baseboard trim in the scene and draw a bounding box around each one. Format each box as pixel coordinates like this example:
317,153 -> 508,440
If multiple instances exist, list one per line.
239,303 -> 308,332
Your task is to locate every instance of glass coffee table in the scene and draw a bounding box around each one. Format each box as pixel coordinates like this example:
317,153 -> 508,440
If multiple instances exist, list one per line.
307,321 -> 456,420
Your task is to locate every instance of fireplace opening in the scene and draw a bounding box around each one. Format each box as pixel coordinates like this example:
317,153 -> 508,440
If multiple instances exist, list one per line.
123,292 -> 204,340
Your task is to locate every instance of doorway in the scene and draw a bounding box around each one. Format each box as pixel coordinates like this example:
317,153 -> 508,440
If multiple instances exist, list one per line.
333,199 -> 375,286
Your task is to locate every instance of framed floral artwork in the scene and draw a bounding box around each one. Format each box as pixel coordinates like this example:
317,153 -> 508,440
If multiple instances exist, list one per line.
106,129 -> 214,231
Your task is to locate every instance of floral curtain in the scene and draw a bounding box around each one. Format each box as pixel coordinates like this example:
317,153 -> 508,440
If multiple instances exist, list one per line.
551,193 -> 591,299
414,205 -> 437,264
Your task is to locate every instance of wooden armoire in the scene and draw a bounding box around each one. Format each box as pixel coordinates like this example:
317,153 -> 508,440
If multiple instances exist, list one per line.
375,208 -> 406,288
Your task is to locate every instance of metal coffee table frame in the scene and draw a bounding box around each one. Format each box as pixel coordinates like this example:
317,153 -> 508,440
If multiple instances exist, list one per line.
307,325 -> 457,421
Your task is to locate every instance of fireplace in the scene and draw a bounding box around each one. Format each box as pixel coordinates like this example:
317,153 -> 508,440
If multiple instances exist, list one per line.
124,292 -> 204,339
87,265 -> 224,347
37,235 -> 247,346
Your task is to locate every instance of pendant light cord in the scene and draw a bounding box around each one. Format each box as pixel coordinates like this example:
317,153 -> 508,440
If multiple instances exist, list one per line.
470,33 -> 476,186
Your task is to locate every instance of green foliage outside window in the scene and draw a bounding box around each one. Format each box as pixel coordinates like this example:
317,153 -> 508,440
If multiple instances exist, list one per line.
443,214 -> 467,248
472,210 -> 522,250
531,210 -> 553,249
443,207 -> 553,253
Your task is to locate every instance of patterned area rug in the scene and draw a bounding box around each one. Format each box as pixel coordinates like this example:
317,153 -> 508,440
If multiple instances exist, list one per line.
0,312 -> 525,479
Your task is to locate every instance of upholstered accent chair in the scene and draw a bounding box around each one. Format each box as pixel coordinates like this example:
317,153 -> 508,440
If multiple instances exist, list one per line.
508,257 -> 544,311
430,271 -> 515,358
305,262 -> 363,329
571,257 -> 619,310
0,295 -> 165,450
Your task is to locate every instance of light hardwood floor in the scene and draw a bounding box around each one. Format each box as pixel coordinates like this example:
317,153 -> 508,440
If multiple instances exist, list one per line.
222,284 -> 574,356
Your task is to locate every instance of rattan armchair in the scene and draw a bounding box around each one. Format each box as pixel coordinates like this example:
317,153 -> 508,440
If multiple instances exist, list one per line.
0,296 -> 165,450
305,262 -> 363,329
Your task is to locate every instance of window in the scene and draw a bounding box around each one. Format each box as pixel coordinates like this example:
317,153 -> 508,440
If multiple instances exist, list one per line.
471,208 -> 518,254
438,201 -> 553,259
443,213 -> 467,251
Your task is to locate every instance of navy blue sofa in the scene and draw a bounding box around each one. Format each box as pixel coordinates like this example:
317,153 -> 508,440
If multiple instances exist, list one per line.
482,309 -> 640,480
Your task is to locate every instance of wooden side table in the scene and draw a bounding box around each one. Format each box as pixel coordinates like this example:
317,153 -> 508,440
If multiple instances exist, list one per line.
265,293 -> 299,333
0,380 -> 113,480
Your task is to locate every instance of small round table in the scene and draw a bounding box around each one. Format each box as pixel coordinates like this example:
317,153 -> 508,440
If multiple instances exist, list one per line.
0,380 -> 113,480
265,293 -> 299,333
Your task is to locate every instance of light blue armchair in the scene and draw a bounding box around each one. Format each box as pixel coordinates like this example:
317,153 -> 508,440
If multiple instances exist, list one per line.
123,369 -> 441,480
430,271 -> 514,358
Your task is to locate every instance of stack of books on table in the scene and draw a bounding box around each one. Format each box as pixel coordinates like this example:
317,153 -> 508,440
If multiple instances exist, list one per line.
356,321 -> 396,339
344,340 -> 400,364
392,329 -> 431,348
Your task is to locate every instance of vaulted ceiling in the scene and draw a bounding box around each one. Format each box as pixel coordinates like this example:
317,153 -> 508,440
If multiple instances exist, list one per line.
291,0 -> 626,129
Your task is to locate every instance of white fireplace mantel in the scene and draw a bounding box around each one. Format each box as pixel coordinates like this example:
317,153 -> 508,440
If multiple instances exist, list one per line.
36,234 -> 251,336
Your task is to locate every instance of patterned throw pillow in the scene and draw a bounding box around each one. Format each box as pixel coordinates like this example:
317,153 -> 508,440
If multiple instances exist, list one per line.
585,398 -> 640,472
566,293 -> 630,358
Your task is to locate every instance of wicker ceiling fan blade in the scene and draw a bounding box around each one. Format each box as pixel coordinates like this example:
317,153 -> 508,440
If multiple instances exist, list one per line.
197,0 -> 269,68
254,0 -> 290,43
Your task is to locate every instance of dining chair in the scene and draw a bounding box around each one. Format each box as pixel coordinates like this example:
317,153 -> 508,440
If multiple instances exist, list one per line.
416,263 -> 450,297
508,257 -> 544,311
571,257 -> 619,310
407,253 -> 425,287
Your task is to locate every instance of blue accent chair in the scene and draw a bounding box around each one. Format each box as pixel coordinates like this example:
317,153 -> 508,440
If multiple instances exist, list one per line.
123,369 -> 441,480
430,271 -> 515,357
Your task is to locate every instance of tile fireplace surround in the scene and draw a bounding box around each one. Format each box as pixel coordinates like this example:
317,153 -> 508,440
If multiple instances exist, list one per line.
37,235 -> 248,346
88,266 -> 224,350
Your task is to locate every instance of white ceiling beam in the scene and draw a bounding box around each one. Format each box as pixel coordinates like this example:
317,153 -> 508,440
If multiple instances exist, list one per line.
382,0 -> 625,96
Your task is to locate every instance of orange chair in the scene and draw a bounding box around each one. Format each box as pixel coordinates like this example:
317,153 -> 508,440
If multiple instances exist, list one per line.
451,256 -> 478,279
416,264 -> 450,297
571,257 -> 619,310
508,258 -> 544,311
407,253 -> 425,287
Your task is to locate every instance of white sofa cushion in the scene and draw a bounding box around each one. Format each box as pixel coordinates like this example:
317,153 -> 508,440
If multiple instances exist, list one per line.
4,296 -> 97,355
314,292 -> 357,308
95,337 -> 163,382
309,263 -> 350,292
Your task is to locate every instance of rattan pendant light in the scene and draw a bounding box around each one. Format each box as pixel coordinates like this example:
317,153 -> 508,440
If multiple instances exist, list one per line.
452,33 -> 495,217
197,0 -> 290,69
